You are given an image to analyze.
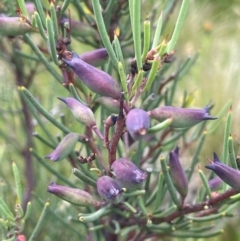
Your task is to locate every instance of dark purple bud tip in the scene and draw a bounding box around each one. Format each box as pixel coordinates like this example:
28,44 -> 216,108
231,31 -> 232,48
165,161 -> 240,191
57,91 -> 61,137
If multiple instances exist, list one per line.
126,108 -> 150,140
205,152 -> 240,191
111,158 -> 147,189
63,52 -> 121,99
97,176 -> 122,203
148,105 -> 217,128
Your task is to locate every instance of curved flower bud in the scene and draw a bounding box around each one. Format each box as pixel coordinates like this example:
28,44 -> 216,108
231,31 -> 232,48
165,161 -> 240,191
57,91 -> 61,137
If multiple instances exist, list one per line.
62,52 -> 121,99
58,97 -> 103,140
47,183 -> 103,207
95,97 -> 120,113
126,108 -> 150,140
169,147 -> 188,200
80,48 -> 108,67
148,106 -> 216,128
45,132 -> 79,161
111,158 -> 147,189
205,153 -> 240,191
0,17 -> 32,36
58,97 -> 95,127
97,176 -> 122,203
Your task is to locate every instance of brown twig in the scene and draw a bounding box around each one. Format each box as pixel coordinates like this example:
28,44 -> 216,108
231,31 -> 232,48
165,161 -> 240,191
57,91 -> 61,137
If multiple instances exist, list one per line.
12,42 -> 35,210
120,188 -> 239,232
158,74 -> 176,94
108,94 -> 125,169
85,127 -> 107,174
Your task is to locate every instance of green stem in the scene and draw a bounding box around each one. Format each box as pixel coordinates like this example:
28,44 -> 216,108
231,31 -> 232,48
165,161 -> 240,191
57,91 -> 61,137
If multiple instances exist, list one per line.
12,162 -> 23,204
228,135 -> 238,169
132,0 -> 142,71
46,14 -> 58,65
198,168 -> 212,199
143,56 -> 160,92
23,34 -> 63,83
152,12 -> 163,49
142,20 -> 151,60
222,108 -> 232,164
50,2 -> 59,42
33,0 -> 46,28
72,168 -> 96,187
187,130 -> 206,180
19,86 -> 71,134
118,62 -> 129,104
17,0 -> 28,17
31,149 -> 77,188
91,0 -> 118,69
28,202 -> 50,241
34,12 -> 47,40
167,0 -> 190,53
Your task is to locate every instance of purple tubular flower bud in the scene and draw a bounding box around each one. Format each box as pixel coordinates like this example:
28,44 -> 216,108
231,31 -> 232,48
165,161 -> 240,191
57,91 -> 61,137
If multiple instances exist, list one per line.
148,106 -> 217,128
80,48 -> 108,67
0,17 -> 32,36
45,132 -> 79,161
95,97 -> 120,113
208,176 -> 223,190
205,153 -> 240,191
58,97 -> 96,127
62,52 -> 121,99
26,2 -> 35,16
126,108 -> 150,140
169,147 -> 188,199
47,183 -> 103,207
111,158 -> 147,189
97,176 -> 122,203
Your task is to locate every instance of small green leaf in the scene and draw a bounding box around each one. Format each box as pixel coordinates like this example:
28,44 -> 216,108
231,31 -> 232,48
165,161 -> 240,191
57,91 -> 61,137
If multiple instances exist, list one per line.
12,162 -> 23,204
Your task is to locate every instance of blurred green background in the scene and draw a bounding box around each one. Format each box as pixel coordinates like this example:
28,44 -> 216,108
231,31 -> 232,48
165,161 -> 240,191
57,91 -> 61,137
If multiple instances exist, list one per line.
0,0 -> 240,240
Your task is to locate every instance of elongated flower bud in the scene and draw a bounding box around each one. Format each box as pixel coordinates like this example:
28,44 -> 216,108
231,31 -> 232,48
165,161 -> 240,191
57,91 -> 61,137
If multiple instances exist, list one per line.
169,147 -> 188,200
26,2 -> 35,16
148,106 -> 216,128
95,97 -> 120,113
97,176 -> 122,203
58,97 -> 103,140
62,52 -> 121,99
208,176 -> 223,190
0,17 -> 32,36
111,158 -> 147,189
58,97 -> 95,127
47,183 -> 103,207
126,108 -> 150,140
45,132 -> 79,161
205,153 -> 240,191
80,48 -> 108,67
